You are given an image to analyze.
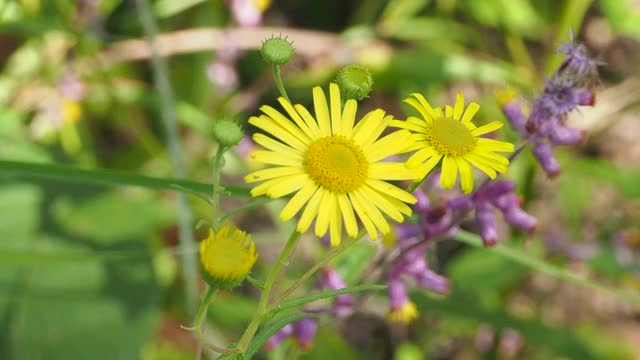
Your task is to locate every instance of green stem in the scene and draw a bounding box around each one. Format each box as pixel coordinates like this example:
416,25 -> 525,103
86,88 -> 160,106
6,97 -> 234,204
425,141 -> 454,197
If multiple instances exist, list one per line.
186,286 -> 238,354
211,145 -> 226,228
236,230 -> 301,352
544,0 -> 592,75
273,233 -> 362,305
136,0 -> 198,315
406,175 -> 428,194
273,65 -> 290,102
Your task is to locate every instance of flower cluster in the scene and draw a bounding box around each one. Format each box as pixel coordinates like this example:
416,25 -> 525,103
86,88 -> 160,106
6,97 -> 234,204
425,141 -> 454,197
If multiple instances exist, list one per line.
385,224 -> 450,323
498,37 -> 600,177
448,180 -> 537,246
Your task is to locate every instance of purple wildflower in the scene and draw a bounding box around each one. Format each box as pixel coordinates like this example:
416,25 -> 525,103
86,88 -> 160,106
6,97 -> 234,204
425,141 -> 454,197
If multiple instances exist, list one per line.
264,323 -> 294,351
448,180 -> 537,246
498,35 -> 600,177
475,326 -> 496,353
293,318 -> 318,351
318,267 -> 354,318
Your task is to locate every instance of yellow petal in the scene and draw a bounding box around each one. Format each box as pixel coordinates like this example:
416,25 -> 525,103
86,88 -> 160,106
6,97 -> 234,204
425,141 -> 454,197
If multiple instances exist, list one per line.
250,150 -> 302,166
339,99 -> 358,136
440,156 -> 458,189
410,93 -> 439,119
245,166 -> 304,183
349,192 -> 377,240
369,162 -> 423,180
352,109 -> 385,146
252,133 -> 302,156
314,190 -> 333,237
471,121 -> 503,136
313,86 -> 331,136
297,187 -> 325,233
353,189 -> 390,236
277,97 -> 317,139
476,138 -> 515,152
337,193 -> 358,237
456,157 -> 474,194
266,174 -> 309,197
294,104 -> 321,137
365,129 -> 413,162
406,146 -> 437,168
330,83 -> 342,135
365,179 -> 417,204
329,197 -> 342,247
453,92 -> 465,120
280,182 -> 319,221
360,185 -> 404,222
260,105 -> 312,144
464,153 -> 497,179
249,116 -> 307,152
461,102 -> 480,124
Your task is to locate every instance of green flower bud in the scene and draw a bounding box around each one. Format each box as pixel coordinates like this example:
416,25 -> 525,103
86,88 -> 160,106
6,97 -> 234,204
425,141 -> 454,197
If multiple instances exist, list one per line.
335,64 -> 374,100
212,118 -> 244,147
260,35 -> 295,65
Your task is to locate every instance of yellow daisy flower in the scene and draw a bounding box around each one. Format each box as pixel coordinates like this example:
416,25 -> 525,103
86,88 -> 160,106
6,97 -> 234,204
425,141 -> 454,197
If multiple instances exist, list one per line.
392,92 -> 515,194
200,224 -> 258,289
245,83 -> 424,246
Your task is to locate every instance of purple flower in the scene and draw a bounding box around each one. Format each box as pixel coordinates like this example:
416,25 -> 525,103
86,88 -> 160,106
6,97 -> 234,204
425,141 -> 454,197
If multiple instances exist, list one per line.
497,35 -> 600,177
318,267 -> 354,318
532,141 -> 561,178
264,323 -> 294,351
293,318 -> 318,351
475,326 -> 495,353
447,180 -> 538,246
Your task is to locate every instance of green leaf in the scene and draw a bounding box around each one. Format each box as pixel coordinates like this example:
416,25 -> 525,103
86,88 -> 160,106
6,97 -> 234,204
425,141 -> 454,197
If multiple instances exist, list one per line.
453,231 -> 640,307
269,285 -> 386,315
600,0 -> 640,38
0,160 -> 251,198
245,312 -> 314,359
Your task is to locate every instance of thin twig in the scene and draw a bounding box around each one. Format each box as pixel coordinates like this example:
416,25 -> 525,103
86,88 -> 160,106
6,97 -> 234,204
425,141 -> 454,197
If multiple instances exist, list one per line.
135,0 -> 199,315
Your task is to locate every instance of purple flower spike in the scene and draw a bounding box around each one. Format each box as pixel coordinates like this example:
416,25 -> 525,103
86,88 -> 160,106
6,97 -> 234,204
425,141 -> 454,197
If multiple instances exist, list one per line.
476,203 -> 498,246
502,100 -> 528,136
546,118 -> 585,145
294,318 -> 318,351
502,205 -> 538,233
388,277 -> 409,310
414,266 -> 450,294
448,195 -> 474,211
532,141 -> 561,178
265,323 -> 294,351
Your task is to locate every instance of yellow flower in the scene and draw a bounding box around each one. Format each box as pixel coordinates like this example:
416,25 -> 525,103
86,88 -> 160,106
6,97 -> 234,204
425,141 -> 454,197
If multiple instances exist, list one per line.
62,100 -> 82,124
199,224 -> 257,289
392,93 -> 515,194
387,301 -> 419,324
245,83 -> 424,246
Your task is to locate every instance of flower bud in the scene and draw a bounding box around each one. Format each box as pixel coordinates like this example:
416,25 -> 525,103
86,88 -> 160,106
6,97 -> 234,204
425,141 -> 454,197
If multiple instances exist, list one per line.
212,118 -> 244,147
199,224 -> 258,289
260,35 -> 295,65
335,64 -> 374,100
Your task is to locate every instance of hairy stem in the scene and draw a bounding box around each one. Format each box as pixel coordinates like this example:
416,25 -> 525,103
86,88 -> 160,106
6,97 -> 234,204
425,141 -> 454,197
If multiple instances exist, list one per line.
273,65 -> 290,102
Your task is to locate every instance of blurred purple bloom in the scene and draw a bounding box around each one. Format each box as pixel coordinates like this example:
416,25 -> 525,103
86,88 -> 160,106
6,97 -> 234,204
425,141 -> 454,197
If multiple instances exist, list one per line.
475,326 -> 495,353
532,141 -> 561,178
543,227 -> 597,261
318,267 -> 354,318
294,318 -> 318,351
499,328 -> 524,358
448,180 -> 537,246
229,0 -> 265,27
207,61 -> 239,93
265,323 -> 294,351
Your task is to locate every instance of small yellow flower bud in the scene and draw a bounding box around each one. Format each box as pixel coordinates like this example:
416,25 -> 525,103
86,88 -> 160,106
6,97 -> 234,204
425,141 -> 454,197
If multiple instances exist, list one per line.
387,301 -> 419,324
199,224 -> 258,289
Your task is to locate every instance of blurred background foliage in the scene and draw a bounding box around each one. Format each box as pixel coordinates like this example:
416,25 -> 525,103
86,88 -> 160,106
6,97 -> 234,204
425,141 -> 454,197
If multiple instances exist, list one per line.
0,0 -> 639,359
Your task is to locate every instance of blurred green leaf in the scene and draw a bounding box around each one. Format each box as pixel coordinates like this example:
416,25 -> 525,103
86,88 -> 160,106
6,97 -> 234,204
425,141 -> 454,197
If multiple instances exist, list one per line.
600,0 -> 640,38
154,0 -> 207,18
454,231 -> 640,307
269,285 -> 386,315
245,312 -> 315,360
52,192 -> 175,244
0,160 -> 252,198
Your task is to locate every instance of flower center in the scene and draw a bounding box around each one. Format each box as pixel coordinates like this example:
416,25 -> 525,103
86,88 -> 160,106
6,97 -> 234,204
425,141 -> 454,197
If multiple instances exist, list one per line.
304,135 -> 369,193
425,117 -> 477,156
